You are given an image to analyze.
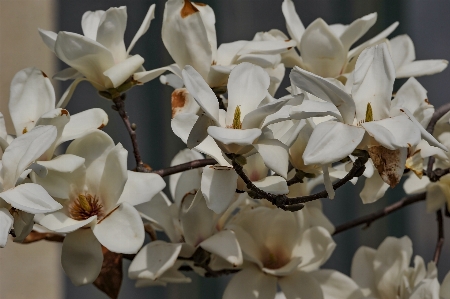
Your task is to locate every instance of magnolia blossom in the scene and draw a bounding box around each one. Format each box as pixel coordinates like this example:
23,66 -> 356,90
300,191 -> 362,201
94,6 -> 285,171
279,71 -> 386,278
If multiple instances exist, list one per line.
0,126 -> 62,246
39,4 -> 167,106
351,236 -> 440,299
290,43 -> 446,196
36,130 -> 165,285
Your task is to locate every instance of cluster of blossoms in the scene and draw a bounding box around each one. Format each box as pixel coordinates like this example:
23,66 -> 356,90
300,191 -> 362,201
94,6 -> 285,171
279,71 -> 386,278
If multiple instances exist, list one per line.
2,0 -> 450,298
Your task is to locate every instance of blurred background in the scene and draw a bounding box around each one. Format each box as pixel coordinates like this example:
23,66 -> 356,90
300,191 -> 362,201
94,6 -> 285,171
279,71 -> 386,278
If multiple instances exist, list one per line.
1,0 -> 449,298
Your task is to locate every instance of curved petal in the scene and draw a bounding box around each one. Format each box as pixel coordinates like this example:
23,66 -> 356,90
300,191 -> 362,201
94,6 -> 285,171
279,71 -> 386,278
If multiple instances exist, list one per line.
118,171 -> 166,206
290,66 -> 355,124
127,4 -> 155,54
9,67 -> 56,136
223,265 -> 277,299
360,171 -> 389,204
56,77 -> 91,108
396,60 -> 448,78
174,169 -> 202,206
38,28 -> 57,52
281,0 -> 305,44
171,88 -> 201,119
300,19 -> 346,78
201,165 -> 237,214
199,230 -> 243,266
389,34 -> 416,70
362,115 -> 421,150
253,138 -> 289,179
162,0 -> 212,79
1,125 -> 57,190
208,126 -> 261,155
253,176 -> 289,195
98,144 -> 128,212
351,246 -> 378,297
53,67 -> 81,81
289,100 -> 343,123
0,208 -> 13,247
426,182 -> 448,213
182,66 -> 220,124
193,2 -> 217,61
103,54 -> 144,88
37,213 -> 96,234
134,65 -> 176,84
352,43 -> 395,122
295,226 -> 335,271
303,121 -> 364,165
310,269 -> 364,299
12,210 -> 34,243
81,10 -> 105,40
61,229 -> 103,286
226,62 -> 270,126
59,108 -> 109,145
35,108 -> 70,159
187,113 -> 210,149
54,31 -> 115,88
169,148 -> 203,200
279,271 -> 324,299
129,241 -> 181,280
237,40 -> 297,56
96,6 -> 128,63
93,202 -> 144,254
0,183 -> 62,214
340,13 -> 377,51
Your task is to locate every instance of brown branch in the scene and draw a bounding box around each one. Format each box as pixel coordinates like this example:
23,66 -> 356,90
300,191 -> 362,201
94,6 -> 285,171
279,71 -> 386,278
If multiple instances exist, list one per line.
333,192 -> 426,235
151,158 -> 216,177
112,94 -> 147,172
231,153 -> 368,211
433,209 -> 444,265
22,230 -> 65,244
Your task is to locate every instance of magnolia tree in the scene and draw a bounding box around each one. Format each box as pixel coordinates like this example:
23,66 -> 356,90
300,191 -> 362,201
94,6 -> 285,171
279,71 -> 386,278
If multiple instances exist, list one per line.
3,0 -> 450,298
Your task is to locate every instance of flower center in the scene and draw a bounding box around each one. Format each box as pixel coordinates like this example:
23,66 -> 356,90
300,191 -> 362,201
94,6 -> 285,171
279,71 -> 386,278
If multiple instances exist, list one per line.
69,194 -> 103,221
262,249 -> 291,270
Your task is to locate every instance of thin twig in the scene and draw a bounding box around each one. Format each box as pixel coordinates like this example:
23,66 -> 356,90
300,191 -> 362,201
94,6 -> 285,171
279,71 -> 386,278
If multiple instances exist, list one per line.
433,209 -> 444,265
112,94 -> 147,172
231,153 -> 368,211
333,192 -> 426,235
151,159 -> 216,177
22,231 -> 65,244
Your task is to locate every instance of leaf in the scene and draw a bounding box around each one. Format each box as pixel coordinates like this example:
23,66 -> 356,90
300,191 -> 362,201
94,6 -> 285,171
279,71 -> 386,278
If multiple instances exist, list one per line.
93,246 -> 123,299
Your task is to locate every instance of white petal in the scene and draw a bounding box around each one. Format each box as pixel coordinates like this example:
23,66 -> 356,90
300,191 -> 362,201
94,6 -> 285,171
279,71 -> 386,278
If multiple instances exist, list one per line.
322,165 -> 335,199
171,88 -> 201,118
223,266 -> 277,299
53,67 -> 81,81
169,149 -> 204,200
9,67 -> 56,136
278,271 -> 324,299
295,227 -> 335,271
1,126 -> 57,190
237,40 -> 297,56
173,168 -> 202,206
300,19 -> 346,78
281,0 -> 305,44
81,10 -> 105,40
404,173 -> 430,195
311,269 -> 364,299
440,272 -> 450,299
253,176 -> 289,195
368,146 -> 407,188
253,138 -> 289,178
199,230 -> 243,266
351,246 -> 378,298
161,73 -> 184,89
216,40 -> 247,66
35,108 -> 71,159
389,34 -> 416,69
98,144 -> 128,212
201,165 -> 237,214
134,65 -> 178,84
96,6 -> 128,62
12,210 -> 34,243
187,113 -> 210,149
0,183 -> 61,214
340,13 -> 377,51
59,108 -> 109,144
360,171 -> 389,204
236,53 -> 281,69
374,236 -> 413,299
426,183 -> 448,213
129,241 -> 181,280
289,100 -> 343,123
226,62 -> 270,126
37,213 -> 96,234
118,171 -> 166,206
0,208 -> 13,247
56,77 -> 91,108
290,66 -> 355,124
396,60 -> 448,78
127,4 -> 155,54
31,154 -> 86,200
38,28 -> 57,52
93,202 -> 144,254
208,127 -> 261,151
352,43 -> 395,121
55,31 -> 115,88
103,54 -> 144,88
61,229 -> 103,286
162,0 -> 212,79
362,115 -> 421,150
303,121 -> 364,165
182,66 -> 220,124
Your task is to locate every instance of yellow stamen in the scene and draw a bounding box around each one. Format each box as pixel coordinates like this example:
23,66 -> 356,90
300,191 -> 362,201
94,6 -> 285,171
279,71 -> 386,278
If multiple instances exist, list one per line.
78,194 -> 91,212
365,103 -> 373,122
232,106 -> 242,129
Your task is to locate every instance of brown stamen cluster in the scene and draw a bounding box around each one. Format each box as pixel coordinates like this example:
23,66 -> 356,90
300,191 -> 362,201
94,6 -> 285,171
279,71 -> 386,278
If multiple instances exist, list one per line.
69,194 -> 103,221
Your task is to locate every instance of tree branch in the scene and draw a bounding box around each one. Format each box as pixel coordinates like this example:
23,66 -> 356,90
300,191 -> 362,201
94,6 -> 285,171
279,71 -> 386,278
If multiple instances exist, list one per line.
112,94 -> 147,172
22,231 -> 65,244
231,153 -> 368,211
333,192 -> 426,235
151,158 -> 216,177
433,209 -> 444,265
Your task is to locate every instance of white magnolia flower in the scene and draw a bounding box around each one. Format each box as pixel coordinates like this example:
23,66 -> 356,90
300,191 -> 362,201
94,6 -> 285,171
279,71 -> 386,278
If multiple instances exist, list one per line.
36,130 -> 166,285
39,4 -> 167,106
351,236 -> 440,299
224,206 -> 349,299
290,43 -> 445,193
175,62 -> 292,179
0,126 -> 62,247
